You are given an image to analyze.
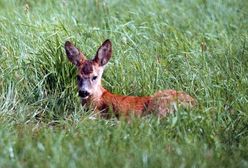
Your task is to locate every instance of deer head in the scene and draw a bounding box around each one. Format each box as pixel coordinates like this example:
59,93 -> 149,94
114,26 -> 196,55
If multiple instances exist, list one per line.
64,39 -> 112,99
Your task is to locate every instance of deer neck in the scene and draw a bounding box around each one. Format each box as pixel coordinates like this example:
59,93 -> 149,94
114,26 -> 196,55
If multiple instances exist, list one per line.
87,85 -> 105,102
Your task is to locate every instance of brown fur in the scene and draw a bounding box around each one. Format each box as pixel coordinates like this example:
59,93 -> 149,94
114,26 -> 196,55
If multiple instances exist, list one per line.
81,61 -> 94,75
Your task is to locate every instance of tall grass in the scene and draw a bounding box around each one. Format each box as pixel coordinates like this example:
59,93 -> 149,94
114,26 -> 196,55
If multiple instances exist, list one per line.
0,0 -> 247,167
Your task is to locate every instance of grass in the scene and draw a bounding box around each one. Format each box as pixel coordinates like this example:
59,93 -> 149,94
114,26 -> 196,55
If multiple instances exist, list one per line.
0,0 -> 248,167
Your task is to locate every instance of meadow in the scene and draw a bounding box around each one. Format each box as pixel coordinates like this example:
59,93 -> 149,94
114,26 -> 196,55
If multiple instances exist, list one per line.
0,0 -> 247,167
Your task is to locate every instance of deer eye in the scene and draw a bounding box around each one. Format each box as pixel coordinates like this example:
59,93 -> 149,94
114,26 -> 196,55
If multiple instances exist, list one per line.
76,75 -> 81,81
92,76 -> 97,81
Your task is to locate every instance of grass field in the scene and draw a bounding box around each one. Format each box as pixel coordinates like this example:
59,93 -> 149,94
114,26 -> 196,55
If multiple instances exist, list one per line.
0,0 -> 248,167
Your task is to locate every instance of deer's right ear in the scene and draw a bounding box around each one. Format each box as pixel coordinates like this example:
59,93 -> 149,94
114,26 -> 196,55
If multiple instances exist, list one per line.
64,41 -> 86,66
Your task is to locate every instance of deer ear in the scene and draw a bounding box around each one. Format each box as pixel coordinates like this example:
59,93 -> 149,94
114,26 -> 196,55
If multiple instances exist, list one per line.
64,41 -> 86,66
93,39 -> 112,66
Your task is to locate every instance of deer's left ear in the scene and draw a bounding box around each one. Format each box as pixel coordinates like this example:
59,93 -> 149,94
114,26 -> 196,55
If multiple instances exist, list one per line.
93,39 -> 112,66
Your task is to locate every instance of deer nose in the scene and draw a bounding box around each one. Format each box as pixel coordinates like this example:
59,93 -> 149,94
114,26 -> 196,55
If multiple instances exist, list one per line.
78,90 -> 89,98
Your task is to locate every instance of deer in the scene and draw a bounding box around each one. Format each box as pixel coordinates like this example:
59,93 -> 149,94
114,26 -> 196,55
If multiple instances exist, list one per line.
64,39 -> 196,119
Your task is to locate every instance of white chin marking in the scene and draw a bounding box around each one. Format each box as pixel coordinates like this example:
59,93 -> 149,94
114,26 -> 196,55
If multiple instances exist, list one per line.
81,96 -> 89,100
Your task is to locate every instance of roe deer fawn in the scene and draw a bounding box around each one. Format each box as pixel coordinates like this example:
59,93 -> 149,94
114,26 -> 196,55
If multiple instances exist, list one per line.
64,39 -> 195,119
